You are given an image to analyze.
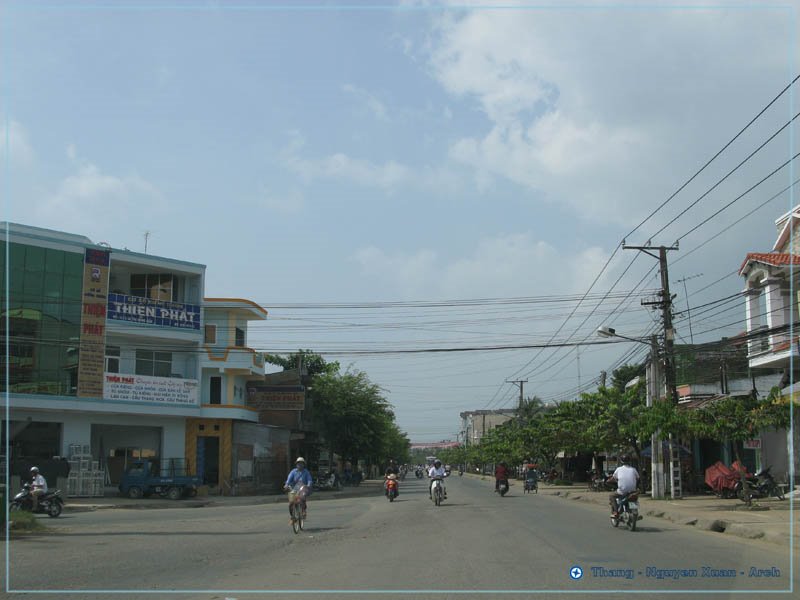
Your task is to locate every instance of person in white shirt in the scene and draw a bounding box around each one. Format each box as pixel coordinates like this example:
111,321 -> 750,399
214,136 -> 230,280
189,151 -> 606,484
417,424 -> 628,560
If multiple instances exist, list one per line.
607,455 -> 639,516
30,466 -> 48,511
428,459 -> 447,500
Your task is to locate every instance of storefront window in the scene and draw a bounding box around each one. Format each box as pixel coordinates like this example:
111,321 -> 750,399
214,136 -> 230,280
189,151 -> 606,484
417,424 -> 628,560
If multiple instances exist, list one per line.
135,350 -> 172,377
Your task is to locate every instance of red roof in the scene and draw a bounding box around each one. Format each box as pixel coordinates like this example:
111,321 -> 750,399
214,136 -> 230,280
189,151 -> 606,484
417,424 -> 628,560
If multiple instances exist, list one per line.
739,252 -> 800,275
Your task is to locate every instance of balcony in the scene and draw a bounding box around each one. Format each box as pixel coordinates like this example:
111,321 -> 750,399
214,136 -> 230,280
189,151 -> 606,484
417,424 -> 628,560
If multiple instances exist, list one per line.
201,346 -> 265,375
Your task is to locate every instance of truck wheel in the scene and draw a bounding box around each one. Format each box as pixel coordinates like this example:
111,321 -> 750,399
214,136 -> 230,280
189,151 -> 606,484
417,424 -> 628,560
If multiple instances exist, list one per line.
128,486 -> 143,499
167,487 -> 182,501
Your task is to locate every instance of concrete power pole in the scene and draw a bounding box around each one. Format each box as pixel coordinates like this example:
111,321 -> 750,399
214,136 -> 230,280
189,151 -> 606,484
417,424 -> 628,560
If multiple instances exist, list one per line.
624,242 -> 681,499
507,379 -> 528,410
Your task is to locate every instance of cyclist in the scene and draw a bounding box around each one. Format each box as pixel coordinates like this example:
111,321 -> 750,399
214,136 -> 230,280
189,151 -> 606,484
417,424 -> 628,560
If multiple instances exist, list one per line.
284,457 -> 313,520
428,459 -> 448,500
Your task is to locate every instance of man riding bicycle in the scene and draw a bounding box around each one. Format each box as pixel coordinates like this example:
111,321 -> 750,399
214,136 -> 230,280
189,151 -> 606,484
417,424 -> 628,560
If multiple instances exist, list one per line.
284,457 -> 313,520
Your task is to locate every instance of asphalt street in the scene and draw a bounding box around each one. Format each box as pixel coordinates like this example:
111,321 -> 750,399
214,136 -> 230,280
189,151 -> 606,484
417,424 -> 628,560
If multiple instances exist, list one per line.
4,475 -> 795,600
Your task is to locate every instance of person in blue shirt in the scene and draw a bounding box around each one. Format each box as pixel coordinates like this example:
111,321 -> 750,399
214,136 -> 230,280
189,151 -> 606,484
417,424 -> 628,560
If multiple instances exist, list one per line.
284,457 -> 313,519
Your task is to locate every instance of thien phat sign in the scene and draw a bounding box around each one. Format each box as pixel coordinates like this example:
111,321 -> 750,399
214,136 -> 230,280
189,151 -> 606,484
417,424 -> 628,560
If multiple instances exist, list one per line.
77,248 -> 111,398
104,373 -> 199,405
247,385 -> 305,411
107,293 -> 201,330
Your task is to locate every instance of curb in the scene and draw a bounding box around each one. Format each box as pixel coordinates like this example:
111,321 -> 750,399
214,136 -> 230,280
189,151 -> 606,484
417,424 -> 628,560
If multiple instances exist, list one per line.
544,488 -> 793,548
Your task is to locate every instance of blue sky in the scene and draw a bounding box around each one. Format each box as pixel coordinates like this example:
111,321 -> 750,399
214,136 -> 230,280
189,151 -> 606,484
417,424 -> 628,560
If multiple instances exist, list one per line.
3,1 -> 798,441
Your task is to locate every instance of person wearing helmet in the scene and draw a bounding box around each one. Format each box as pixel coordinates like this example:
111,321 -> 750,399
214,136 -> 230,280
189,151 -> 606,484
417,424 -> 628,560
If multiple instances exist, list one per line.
29,466 -> 48,511
427,459 -> 447,499
284,457 -> 313,519
607,454 -> 639,517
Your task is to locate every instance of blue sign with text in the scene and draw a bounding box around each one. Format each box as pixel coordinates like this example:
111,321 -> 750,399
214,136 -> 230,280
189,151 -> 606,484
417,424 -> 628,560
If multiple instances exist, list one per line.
107,293 -> 201,330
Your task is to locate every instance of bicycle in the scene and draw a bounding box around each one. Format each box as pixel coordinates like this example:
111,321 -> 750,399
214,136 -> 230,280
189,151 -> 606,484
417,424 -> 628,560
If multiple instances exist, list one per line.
285,484 -> 310,534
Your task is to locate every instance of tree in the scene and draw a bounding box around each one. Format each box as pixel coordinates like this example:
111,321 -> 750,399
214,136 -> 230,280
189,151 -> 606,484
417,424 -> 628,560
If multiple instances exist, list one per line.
264,350 -> 339,377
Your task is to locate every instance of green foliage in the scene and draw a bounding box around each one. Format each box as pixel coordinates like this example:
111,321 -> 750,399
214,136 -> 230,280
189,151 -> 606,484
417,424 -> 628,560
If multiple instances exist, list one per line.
264,350 -> 339,377
312,368 -> 408,466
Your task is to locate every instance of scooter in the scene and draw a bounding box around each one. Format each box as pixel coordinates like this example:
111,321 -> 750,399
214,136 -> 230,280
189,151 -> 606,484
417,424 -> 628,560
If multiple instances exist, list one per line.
430,476 -> 447,506
386,476 -> 399,502
497,479 -> 509,497
9,483 -> 64,518
610,491 -> 640,531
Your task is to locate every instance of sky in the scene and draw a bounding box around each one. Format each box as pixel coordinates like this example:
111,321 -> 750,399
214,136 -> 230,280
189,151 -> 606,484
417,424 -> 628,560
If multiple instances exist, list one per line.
2,0 -> 799,441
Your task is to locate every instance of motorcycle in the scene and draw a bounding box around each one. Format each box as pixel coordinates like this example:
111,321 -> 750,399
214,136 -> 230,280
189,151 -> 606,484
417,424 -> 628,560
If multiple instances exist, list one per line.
415,469 -> 423,479
610,491 -> 640,531
497,479 -> 509,497
430,475 -> 447,506
735,466 -> 785,502
10,483 -> 64,518
386,476 -> 399,502
524,476 -> 538,494
313,471 -> 342,491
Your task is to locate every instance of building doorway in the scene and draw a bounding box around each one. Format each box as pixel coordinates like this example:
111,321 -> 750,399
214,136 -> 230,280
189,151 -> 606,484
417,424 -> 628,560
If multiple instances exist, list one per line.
197,436 -> 220,486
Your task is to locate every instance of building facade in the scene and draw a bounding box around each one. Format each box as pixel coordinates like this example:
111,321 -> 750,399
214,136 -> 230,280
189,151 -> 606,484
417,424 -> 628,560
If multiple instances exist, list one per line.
2,223 -> 284,493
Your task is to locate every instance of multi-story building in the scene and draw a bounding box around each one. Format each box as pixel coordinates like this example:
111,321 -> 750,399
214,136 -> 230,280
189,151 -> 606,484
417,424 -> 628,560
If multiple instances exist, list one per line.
2,223 -> 286,493
460,409 -> 517,446
738,204 -> 800,483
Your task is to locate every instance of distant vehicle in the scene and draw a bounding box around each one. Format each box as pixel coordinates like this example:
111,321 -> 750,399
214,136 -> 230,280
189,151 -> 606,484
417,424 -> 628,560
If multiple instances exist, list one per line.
118,460 -> 201,500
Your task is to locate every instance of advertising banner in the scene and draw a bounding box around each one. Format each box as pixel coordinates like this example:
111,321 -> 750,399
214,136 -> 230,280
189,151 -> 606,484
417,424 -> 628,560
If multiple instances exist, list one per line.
104,373 -> 199,405
246,385 -> 305,411
77,248 -> 111,398
107,293 -> 201,330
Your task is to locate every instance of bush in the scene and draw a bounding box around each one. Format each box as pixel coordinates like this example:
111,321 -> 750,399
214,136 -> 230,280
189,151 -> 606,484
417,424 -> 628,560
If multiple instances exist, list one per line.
8,510 -> 44,532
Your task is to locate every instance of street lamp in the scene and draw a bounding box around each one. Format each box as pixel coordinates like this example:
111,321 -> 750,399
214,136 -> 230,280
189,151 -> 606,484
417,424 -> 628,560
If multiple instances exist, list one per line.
597,326 -> 668,500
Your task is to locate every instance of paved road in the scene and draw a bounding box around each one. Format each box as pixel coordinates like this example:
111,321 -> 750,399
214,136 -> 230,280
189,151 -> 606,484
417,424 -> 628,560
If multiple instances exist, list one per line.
4,475 -> 795,599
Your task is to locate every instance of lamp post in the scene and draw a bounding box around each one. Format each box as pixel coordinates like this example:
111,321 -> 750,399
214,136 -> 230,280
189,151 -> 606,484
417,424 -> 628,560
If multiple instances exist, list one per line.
597,327 -> 666,500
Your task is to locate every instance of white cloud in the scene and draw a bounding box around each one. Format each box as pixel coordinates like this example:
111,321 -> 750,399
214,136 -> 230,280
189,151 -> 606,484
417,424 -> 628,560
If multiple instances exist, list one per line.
0,120 -> 34,167
32,162 -> 161,241
279,132 -> 465,194
342,83 -> 388,120
424,6 -> 793,228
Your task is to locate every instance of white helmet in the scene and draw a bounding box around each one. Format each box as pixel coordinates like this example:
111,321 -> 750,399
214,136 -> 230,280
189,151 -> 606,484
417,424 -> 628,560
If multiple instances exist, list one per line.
295,457 -> 306,465
30,466 -> 39,473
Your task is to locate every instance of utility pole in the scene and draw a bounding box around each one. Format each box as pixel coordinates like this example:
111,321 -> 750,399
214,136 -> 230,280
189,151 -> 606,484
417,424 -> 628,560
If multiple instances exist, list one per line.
506,379 -> 528,410
143,231 -> 151,254
624,241 -> 681,499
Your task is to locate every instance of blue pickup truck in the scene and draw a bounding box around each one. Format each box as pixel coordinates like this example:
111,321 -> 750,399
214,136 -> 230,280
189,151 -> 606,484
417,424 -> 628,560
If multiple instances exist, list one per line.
118,460 -> 201,500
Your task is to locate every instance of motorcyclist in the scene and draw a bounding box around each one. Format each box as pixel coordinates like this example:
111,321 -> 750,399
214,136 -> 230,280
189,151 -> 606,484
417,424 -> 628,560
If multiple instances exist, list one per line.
283,457 -> 313,519
607,455 -> 639,517
30,466 -> 47,511
524,462 -> 538,489
428,459 -> 447,499
494,461 -> 510,493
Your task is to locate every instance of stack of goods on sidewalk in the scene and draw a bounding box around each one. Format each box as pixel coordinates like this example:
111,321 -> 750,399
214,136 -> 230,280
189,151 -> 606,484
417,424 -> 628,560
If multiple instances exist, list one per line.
67,444 -> 104,498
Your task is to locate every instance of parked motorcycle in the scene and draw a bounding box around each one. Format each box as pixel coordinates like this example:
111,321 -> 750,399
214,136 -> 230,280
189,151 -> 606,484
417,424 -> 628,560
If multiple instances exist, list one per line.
735,466 -> 785,502
313,471 -> 342,491
610,491 -> 640,531
9,483 -> 64,518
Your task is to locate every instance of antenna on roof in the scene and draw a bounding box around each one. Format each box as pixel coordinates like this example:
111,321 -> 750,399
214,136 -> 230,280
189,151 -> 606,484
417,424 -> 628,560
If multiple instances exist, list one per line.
144,231 -> 151,254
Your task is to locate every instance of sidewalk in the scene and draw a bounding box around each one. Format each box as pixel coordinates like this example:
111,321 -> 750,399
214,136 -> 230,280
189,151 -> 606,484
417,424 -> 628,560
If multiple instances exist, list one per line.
535,480 -> 798,549
63,479 -> 386,512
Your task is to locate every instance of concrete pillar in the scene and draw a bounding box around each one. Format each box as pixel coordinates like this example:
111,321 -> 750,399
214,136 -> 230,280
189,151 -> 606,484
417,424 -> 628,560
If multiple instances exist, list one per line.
764,277 -> 786,348
743,287 -> 761,355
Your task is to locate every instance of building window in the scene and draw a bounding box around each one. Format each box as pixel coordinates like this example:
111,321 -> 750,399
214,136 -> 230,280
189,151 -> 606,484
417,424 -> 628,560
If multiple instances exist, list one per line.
235,327 -> 245,348
130,273 -> 177,301
204,324 -> 216,344
135,350 -> 172,377
209,376 -> 221,404
105,346 -> 121,373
